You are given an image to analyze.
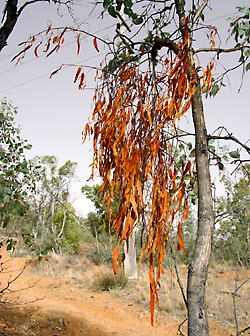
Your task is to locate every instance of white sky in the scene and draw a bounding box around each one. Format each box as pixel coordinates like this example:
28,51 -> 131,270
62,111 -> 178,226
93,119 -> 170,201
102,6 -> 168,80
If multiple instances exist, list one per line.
0,0 -> 250,216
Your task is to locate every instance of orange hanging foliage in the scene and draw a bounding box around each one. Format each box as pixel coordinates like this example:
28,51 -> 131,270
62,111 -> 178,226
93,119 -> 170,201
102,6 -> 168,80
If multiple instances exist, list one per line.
82,38 -> 196,325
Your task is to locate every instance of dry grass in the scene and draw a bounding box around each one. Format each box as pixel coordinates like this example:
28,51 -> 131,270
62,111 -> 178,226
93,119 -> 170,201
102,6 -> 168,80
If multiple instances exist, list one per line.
33,249 -> 250,332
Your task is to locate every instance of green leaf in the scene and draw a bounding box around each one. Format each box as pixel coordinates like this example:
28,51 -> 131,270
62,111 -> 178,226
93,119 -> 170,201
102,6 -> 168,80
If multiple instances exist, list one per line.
103,0 -> 112,9
220,145 -> 227,152
6,187 -> 12,195
179,143 -> 184,151
208,139 -> 215,144
132,16 -> 143,25
218,161 -> 224,170
209,145 -> 215,153
130,11 -> 137,20
124,0 -> 133,8
3,195 -> 10,203
163,32 -> 170,38
246,63 -> 250,71
108,5 -> 117,18
244,49 -> 250,58
187,142 -> 192,150
229,151 -> 240,159
210,84 -> 220,97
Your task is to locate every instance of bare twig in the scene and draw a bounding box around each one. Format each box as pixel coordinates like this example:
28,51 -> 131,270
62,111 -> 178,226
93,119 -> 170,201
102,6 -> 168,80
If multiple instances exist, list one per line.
178,318 -> 188,336
233,275 -> 250,336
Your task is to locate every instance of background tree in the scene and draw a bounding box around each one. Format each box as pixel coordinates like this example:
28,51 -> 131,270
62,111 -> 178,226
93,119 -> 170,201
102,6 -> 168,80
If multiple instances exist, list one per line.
0,98 -> 38,240
214,164 -> 250,267
11,155 -> 83,256
82,184 -> 120,236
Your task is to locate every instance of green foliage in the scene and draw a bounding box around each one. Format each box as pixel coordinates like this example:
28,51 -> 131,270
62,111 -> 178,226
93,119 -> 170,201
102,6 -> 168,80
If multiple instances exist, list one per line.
84,211 -> 103,237
228,6 -> 250,70
213,164 -> 250,267
177,209 -> 197,265
82,184 -> 120,235
0,99 -> 39,234
54,209 -> 83,253
7,156 -> 82,258
207,138 -> 242,172
102,0 -> 143,24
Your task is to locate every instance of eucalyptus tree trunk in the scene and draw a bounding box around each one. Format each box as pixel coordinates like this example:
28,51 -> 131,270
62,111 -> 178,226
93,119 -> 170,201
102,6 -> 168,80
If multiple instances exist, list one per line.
175,1 -> 215,335
124,230 -> 138,279
187,75 -> 214,336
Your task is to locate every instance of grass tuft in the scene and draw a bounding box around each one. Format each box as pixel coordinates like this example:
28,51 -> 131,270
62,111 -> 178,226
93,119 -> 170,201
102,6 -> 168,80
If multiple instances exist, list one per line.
90,267 -> 128,292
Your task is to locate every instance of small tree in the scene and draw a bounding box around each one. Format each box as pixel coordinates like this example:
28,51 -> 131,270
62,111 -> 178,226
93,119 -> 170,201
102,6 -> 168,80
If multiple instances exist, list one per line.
0,99 -> 37,241
17,156 -> 81,256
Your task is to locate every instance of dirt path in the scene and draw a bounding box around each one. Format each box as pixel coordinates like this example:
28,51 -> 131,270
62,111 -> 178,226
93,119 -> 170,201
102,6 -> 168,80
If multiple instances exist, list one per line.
0,247 -> 236,336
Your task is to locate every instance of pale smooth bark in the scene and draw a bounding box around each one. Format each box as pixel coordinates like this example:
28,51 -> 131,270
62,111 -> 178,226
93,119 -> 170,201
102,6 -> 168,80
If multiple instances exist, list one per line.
124,230 -> 138,279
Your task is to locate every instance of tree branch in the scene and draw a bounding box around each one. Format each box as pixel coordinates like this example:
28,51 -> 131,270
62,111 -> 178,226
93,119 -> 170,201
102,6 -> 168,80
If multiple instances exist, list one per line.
189,0 -> 209,30
208,129 -> 250,156
195,46 -> 248,54
151,36 -> 180,58
17,0 -> 50,17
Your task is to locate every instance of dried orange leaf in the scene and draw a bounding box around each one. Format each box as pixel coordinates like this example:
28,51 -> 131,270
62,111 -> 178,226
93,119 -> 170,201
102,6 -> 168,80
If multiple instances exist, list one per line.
77,34 -> 81,55
136,179 -> 145,208
49,65 -> 62,78
145,101 -> 152,125
78,73 -> 85,90
74,66 -> 81,83
34,42 -> 42,58
137,243 -> 145,267
112,245 -> 119,275
177,222 -> 185,253
93,37 -> 99,52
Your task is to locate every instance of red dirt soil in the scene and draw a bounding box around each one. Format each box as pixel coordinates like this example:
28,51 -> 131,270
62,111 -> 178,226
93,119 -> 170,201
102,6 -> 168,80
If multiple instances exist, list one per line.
0,247 -> 236,336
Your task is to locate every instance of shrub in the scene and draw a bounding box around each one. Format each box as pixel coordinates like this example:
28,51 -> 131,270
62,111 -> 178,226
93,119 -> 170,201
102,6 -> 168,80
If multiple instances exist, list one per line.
91,267 -> 128,291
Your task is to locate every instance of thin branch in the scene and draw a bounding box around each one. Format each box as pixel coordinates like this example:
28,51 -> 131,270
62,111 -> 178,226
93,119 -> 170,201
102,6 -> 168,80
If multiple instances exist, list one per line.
233,276 -> 250,336
195,45 -> 248,54
239,325 -> 250,335
178,318 -> 188,336
17,0 -> 50,17
189,0 -> 209,30
208,131 -> 250,156
215,200 -> 250,224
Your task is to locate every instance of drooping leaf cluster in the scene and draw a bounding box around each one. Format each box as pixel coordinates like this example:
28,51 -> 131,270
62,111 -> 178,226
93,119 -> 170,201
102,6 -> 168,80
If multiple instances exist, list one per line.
83,27 -> 197,322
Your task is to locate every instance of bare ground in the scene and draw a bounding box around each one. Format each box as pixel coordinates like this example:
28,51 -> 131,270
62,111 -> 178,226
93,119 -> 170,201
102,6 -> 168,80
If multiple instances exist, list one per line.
0,246 -> 249,336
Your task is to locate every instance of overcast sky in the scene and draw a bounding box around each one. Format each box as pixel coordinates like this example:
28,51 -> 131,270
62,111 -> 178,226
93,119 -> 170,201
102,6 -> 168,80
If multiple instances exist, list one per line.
0,0 -> 250,216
